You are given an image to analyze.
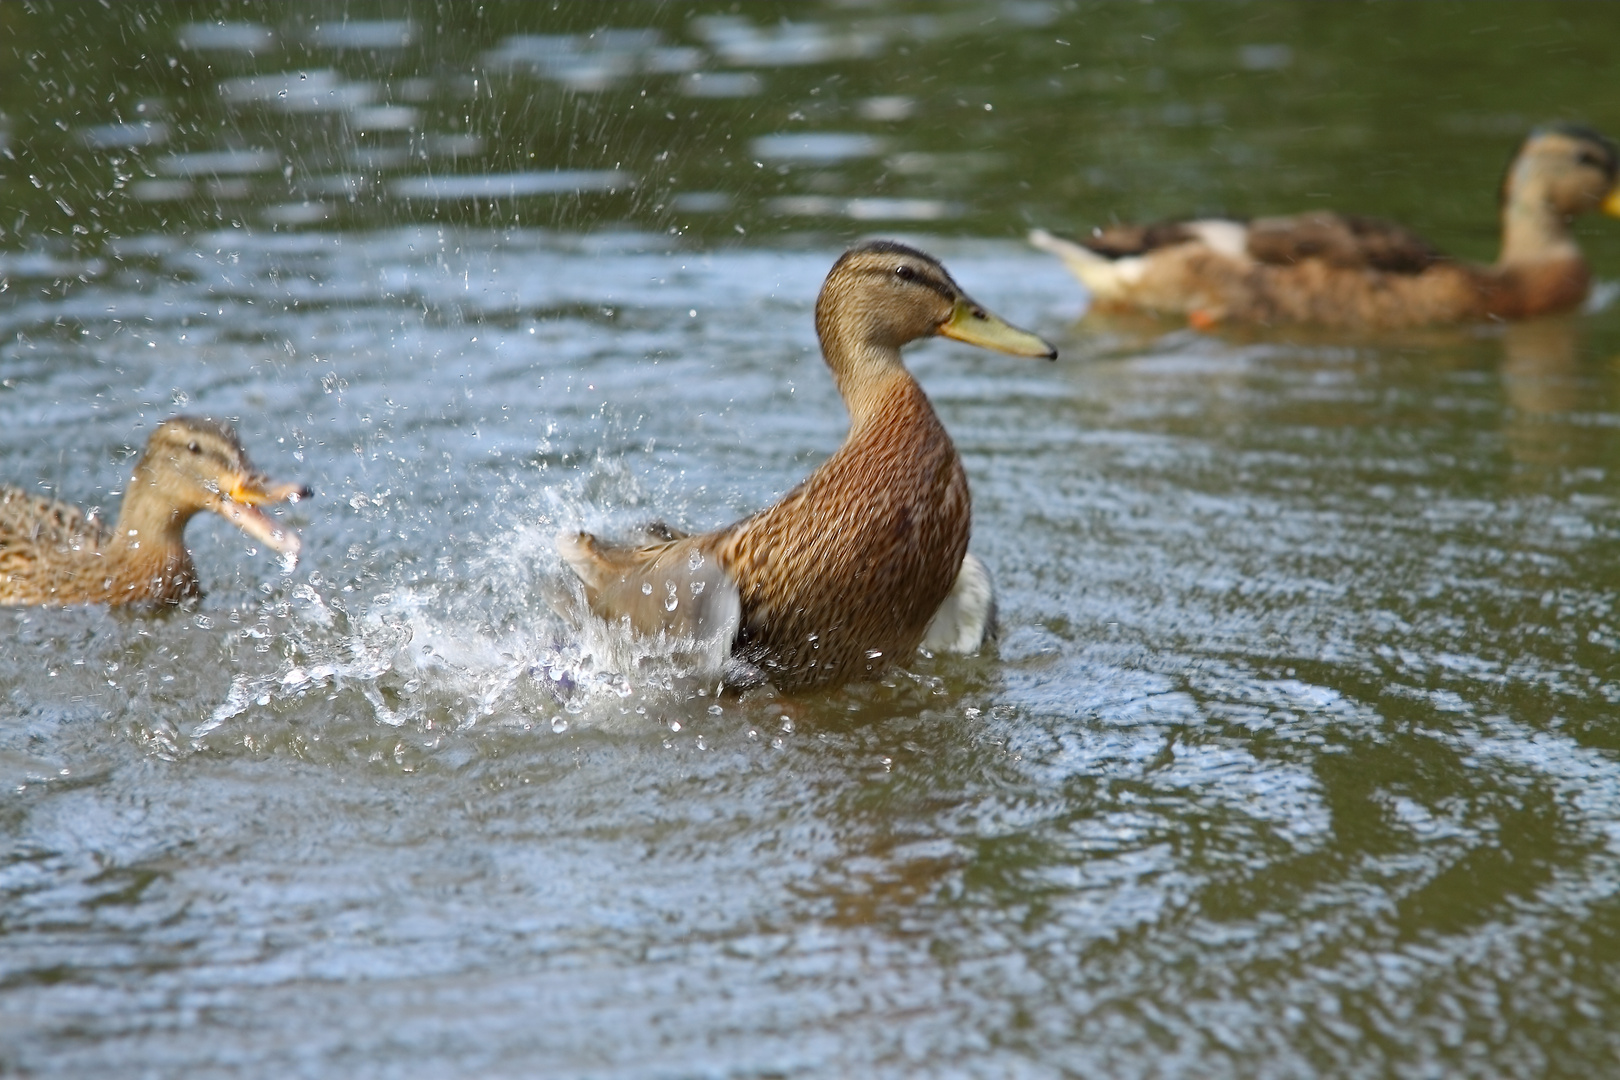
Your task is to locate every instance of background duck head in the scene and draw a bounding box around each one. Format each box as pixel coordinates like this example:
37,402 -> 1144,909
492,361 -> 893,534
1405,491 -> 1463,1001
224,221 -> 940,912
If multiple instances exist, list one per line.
122,416 -> 310,559
1500,126 -> 1620,264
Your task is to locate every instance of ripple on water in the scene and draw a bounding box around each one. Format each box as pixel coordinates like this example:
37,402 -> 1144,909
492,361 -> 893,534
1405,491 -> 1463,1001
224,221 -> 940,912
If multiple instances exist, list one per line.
5,234 -> 1620,1075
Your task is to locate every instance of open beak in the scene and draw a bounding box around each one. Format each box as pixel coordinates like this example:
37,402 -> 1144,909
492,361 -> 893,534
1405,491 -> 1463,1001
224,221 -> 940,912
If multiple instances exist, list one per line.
1604,186 -> 1620,218
216,473 -> 312,556
938,298 -> 1058,359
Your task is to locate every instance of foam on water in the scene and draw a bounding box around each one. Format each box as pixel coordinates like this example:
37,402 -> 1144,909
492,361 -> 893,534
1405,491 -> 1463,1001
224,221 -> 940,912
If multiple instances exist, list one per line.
191,469 -> 754,751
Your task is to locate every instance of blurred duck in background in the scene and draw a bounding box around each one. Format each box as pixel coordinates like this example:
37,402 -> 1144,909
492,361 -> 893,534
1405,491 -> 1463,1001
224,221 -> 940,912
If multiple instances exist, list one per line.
1031,126 -> 1620,330
0,416 -> 310,606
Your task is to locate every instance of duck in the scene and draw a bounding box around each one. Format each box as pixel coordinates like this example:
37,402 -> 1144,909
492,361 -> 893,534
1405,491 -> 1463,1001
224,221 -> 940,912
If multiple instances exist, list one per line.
557,240 -> 1055,693
1029,126 -> 1620,329
0,416 -> 310,607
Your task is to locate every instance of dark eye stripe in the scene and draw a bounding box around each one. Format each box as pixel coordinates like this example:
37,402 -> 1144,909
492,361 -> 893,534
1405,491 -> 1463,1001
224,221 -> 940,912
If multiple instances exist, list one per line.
875,262 -> 956,302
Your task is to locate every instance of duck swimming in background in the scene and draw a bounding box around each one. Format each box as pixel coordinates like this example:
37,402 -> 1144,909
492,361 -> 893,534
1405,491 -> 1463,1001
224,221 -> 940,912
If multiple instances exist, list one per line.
558,241 -> 1056,692
1030,126 -> 1620,329
0,416 -> 310,606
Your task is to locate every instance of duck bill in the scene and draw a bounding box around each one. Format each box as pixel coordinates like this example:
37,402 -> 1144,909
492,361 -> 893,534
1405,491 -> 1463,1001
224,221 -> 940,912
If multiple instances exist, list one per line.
938,298 -> 1057,359
1603,186 -> 1620,218
217,473 -> 311,556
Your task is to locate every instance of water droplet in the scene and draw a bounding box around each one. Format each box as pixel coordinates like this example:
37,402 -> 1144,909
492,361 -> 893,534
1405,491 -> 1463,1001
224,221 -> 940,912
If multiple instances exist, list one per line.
668,719 -> 681,732
707,704 -> 722,715
747,728 -> 758,740
687,550 -> 704,571
779,715 -> 794,733
551,716 -> 568,733
865,649 -> 883,660
696,735 -> 706,750
771,736 -> 785,750
641,582 -> 653,595
665,581 -> 679,611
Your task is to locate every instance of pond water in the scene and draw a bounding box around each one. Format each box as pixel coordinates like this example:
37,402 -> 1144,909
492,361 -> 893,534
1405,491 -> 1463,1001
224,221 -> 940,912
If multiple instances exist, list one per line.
5,3 -> 1620,1077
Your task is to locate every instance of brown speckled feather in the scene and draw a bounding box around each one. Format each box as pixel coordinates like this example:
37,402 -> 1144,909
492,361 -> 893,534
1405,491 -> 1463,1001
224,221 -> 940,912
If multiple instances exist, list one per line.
0,486 -> 109,549
715,376 -> 969,687
1244,212 -> 1441,274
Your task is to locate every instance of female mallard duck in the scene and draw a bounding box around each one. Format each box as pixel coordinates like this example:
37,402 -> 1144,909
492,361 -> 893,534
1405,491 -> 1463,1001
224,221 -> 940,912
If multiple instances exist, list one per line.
558,240 -> 1055,692
1030,126 -> 1620,329
0,416 -> 310,606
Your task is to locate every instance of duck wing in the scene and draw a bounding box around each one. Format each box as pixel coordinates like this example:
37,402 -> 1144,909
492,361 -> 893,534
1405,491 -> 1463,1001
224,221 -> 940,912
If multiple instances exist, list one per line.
1246,212 -> 1442,274
556,528 -> 740,646
0,485 -> 110,550
0,487 -> 116,603
1080,213 -> 1442,272
1079,220 -> 1204,257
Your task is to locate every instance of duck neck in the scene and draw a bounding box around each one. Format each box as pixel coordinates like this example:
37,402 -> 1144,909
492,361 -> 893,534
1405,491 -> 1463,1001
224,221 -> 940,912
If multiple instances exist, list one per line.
1498,182 -> 1581,266
819,318 -> 923,432
110,472 -> 197,560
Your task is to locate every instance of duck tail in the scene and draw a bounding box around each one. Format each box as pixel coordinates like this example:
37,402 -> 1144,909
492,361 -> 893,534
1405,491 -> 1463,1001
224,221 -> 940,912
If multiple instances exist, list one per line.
556,529 -> 615,597
921,552 -> 998,655
1028,228 -> 1136,300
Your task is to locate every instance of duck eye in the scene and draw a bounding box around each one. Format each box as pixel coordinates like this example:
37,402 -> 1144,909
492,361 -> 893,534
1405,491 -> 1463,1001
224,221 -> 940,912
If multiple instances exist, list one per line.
894,265 -> 916,282
187,442 -> 201,454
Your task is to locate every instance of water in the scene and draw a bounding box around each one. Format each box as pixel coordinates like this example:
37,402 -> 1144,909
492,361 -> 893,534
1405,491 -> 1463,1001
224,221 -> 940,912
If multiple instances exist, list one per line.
5,3 -> 1620,1077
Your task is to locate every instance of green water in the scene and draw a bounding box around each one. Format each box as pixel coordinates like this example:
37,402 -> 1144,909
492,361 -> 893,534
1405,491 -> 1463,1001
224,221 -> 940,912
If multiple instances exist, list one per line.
3,3 -> 1620,1077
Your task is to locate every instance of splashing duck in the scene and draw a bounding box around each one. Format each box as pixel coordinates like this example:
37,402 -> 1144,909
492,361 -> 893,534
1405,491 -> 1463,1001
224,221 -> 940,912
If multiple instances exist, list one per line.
0,416 -> 311,606
1030,126 -> 1620,329
558,240 -> 1056,692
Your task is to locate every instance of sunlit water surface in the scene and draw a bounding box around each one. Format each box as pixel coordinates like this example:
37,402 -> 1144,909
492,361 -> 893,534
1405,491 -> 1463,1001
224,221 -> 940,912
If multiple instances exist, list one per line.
6,3 -> 1620,1078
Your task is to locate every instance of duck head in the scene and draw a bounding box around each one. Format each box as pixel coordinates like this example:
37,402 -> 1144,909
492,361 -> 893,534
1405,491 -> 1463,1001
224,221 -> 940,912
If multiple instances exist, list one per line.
815,240 -> 1057,359
128,416 -> 311,555
1504,126 -> 1620,225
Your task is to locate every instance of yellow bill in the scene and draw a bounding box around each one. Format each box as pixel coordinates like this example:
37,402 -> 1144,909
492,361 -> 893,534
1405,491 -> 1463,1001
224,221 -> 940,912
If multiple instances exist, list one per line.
218,472 -> 311,556
228,474 -> 310,507
1603,186 -> 1620,218
938,298 -> 1057,359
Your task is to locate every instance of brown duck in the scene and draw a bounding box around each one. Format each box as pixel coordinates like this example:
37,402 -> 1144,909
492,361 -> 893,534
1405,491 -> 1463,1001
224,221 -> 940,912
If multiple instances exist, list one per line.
0,416 -> 310,606
558,241 -> 1056,692
1030,126 -> 1620,329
